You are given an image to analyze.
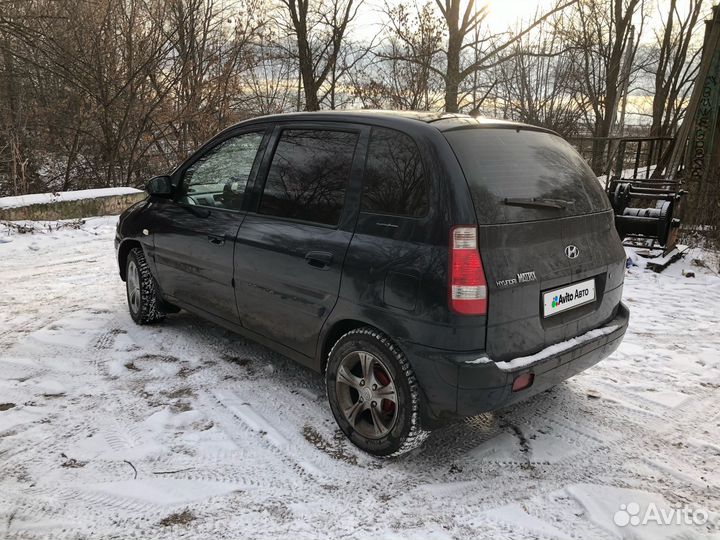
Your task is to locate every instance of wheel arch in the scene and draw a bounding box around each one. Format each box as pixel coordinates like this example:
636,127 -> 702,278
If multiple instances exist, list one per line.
319,318 -> 404,374
319,319 -> 374,374
117,239 -> 143,281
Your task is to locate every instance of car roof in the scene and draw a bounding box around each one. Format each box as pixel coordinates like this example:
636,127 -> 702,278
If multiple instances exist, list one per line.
233,110 -> 558,136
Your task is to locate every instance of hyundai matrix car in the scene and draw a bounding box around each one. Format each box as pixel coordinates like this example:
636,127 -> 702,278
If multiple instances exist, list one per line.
115,110 -> 629,456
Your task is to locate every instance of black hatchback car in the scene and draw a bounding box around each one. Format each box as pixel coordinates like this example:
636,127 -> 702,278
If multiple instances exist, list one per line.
115,111 -> 629,456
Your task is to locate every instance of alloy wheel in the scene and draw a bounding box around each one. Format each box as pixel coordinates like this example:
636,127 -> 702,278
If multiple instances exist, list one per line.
335,351 -> 398,439
127,259 -> 141,315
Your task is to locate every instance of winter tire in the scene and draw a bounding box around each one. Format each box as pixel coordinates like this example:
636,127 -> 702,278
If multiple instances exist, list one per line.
325,327 -> 428,457
126,247 -> 166,325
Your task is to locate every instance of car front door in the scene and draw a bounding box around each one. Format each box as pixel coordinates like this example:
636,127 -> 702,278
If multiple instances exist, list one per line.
233,124 -> 367,361
151,128 -> 269,323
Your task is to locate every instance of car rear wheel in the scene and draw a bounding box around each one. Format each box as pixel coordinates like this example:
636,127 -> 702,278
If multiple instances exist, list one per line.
325,328 -> 428,457
126,247 -> 165,325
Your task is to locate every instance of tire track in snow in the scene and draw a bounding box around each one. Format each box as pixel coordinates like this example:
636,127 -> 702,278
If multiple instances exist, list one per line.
211,388 -> 327,480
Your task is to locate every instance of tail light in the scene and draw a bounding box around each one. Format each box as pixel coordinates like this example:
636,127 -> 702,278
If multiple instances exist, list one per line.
449,226 -> 487,315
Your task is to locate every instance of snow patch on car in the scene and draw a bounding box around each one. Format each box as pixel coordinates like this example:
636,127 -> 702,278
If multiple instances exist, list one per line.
492,324 -> 621,372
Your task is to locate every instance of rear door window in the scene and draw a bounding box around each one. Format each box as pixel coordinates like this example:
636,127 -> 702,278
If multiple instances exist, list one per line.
258,129 -> 359,226
361,127 -> 428,217
444,129 -> 610,224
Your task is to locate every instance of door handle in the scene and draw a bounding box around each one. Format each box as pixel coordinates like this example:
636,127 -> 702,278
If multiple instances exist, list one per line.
305,251 -> 333,269
207,234 -> 225,246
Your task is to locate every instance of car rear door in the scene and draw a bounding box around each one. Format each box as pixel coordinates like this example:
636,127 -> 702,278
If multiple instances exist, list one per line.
233,123 -> 367,361
150,128 -> 270,323
444,127 -> 626,362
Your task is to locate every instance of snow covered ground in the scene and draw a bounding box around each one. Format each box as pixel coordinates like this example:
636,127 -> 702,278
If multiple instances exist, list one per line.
0,217 -> 718,540
0,188 -> 142,209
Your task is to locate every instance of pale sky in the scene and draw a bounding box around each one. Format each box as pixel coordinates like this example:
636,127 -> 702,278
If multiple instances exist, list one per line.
352,0 -> 711,44
353,0 -> 570,42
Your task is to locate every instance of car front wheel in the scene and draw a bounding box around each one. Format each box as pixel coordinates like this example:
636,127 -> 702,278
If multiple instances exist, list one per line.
126,247 -> 165,325
325,328 -> 428,457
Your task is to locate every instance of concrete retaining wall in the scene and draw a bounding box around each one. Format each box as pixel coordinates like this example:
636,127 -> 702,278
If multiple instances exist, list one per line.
0,192 -> 147,221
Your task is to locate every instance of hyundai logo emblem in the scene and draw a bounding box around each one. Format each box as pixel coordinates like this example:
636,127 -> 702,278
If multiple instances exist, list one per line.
565,245 -> 580,259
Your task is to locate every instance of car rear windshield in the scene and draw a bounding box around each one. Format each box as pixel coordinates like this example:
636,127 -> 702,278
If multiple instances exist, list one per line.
444,128 -> 610,224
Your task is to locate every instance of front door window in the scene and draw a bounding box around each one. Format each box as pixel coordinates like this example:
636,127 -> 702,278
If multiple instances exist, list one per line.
178,131 -> 265,210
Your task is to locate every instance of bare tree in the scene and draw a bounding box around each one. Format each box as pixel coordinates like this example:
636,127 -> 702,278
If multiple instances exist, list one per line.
280,0 -> 360,111
162,0 -> 266,157
0,0 -> 711,199
442,0 -> 577,113
0,0 -> 189,187
562,0 -> 645,171
0,0 -> 268,194
245,32 -> 298,115
0,0 -> 39,194
350,2 -> 443,110
378,0 -> 577,112
495,24 -> 583,137
645,0 -> 706,137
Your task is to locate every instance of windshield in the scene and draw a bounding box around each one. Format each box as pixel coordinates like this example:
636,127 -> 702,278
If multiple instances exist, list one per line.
444,128 -> 610,224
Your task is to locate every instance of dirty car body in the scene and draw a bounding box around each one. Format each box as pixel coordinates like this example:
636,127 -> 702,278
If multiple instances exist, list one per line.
115,111 -> 629,455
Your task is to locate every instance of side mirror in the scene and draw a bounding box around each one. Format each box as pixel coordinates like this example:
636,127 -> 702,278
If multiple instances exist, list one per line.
146,175 -> 173,197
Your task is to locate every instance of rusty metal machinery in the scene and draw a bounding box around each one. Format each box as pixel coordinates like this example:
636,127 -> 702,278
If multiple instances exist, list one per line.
607,178 -> 685,248
604,6 -> 720,255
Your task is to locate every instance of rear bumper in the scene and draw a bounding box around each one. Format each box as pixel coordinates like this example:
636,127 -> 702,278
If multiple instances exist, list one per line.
401,303 -> 629,426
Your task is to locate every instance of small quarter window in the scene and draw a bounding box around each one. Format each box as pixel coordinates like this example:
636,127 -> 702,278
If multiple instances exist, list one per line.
258,129 -> 358,226
361,127 -> 428,217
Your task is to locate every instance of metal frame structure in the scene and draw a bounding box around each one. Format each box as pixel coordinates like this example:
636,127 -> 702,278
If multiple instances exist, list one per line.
602,6 -> 720,262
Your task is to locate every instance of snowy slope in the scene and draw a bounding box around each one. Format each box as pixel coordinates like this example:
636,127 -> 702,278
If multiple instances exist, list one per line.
0,187 -> 142,209
0,217 -> 718,539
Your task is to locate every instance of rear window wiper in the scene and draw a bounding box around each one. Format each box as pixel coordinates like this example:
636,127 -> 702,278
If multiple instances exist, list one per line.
502,197 -> 573,209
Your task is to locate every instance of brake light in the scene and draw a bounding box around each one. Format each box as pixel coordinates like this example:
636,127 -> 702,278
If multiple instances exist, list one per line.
449,226 -> 487,315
